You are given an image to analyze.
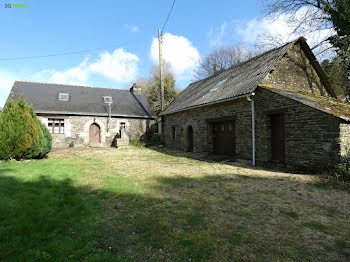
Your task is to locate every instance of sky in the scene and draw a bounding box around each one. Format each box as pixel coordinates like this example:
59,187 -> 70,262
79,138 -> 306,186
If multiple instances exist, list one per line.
0,0 -> 334,108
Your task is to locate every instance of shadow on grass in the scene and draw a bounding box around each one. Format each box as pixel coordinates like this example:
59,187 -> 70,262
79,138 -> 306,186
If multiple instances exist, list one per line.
148,146 -> 317,177
0,167 -> 348,261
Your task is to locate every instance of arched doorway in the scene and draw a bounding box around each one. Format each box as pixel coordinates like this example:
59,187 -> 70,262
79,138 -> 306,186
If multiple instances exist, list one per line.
89,123 -> 101,143
187,125 -> 194,152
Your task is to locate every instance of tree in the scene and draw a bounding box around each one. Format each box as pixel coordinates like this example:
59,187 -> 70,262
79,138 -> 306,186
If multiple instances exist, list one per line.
261,0 -> 350,90
0,97 -> 52,160
193,44 -> 257,80
137,65 -> 178,115
321,58 -> 350,97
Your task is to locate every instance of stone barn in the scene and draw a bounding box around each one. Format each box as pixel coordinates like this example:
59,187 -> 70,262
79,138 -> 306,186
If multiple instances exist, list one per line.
161,37 -> 350,170
8,81 -> 155,148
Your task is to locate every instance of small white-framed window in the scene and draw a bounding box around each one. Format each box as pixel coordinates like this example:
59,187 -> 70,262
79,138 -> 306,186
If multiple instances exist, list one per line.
103,96 -> 113,103
59,93 -> 69,101
48,118 -> 65,134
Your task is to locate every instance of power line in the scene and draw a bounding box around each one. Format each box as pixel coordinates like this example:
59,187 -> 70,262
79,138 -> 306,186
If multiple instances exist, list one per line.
0,41 -> 133,61
161,0 -> 176,32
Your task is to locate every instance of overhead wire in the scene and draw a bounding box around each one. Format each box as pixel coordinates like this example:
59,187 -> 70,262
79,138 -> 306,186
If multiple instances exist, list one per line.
161,0 -> 176,32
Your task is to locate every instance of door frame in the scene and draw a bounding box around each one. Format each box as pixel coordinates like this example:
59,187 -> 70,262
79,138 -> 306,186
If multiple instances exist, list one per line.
89,123 -> 101,144
212,120 -> 235,156
270,113 -> 285,162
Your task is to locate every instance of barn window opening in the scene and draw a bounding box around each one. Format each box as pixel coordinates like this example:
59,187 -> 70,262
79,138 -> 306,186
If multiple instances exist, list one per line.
210,78 -> 228,92
48,118 -> 65,134
172,127 -> 176,140
104,96 -> 113,103
59,93 -> 69,101
120,122 -> 126,130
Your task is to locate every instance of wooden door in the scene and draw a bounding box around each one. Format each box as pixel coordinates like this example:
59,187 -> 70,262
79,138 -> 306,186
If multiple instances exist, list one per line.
271,114 -> 285,162
89,123 -> 101,143
213,121 -> 235,156
187,126 -> 194,152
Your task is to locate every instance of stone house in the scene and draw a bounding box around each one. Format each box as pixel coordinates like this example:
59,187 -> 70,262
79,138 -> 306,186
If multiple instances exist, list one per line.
161,37 -> 350,170
8,81 -> 155,148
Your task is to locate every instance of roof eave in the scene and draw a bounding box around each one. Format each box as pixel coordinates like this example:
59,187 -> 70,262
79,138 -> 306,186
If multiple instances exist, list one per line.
161,92 -> 255,116
36,110 -> 156,119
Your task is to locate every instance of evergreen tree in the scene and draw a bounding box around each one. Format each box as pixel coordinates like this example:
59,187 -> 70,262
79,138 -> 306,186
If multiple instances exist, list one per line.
321,58 -> 350,97
0,97 -> 52,160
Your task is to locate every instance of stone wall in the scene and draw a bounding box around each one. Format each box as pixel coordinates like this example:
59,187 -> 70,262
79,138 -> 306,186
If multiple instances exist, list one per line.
38,115 -> 153,148
163,88 -> 345,170
340,123 -> 350,156
261,43 -> 329,97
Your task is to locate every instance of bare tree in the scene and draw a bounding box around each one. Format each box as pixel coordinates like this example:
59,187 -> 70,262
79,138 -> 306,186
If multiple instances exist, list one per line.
193,44 -> 258,80
258,0 -> 345,57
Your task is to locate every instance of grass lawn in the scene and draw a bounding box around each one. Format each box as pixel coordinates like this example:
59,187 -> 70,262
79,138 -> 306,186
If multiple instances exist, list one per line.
0,147 -> 349,261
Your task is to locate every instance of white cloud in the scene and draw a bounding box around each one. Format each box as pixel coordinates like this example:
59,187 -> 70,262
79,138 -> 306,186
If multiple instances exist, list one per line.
90,48 -> 139,82
234,7 -> 335,58
38,48 -> 139,86
150,33 -> 200,80
208,22 -> 227,46
0,70 -> 17,107
50,59 -> 90,85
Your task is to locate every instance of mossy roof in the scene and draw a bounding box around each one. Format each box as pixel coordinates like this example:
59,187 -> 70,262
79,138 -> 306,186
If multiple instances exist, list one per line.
261,86 -> 350,121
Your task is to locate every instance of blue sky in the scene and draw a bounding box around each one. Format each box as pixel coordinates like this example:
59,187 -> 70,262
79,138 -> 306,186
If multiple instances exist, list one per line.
0,0 -> 332,107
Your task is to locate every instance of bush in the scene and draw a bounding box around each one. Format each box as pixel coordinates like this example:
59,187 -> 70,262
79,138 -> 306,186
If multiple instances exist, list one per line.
336,149 -> 350,182
0,97 -> 52,160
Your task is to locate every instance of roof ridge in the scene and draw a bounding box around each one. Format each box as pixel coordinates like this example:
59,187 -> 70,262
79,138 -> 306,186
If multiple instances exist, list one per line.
190,38 -> 299,85
14,80 -> 131,92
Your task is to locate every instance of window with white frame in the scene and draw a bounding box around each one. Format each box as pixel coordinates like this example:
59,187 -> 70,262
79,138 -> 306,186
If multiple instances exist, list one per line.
48,118 -> 65,134
103,96 -> 113,103
59,93 -> 69,101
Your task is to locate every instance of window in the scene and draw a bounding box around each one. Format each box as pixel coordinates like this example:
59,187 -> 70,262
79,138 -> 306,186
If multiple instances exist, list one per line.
59,93 -> 69,101
210,78 -> 228,92
104,96 -> 113,103
120,122 -> 126,130
172,127 -> 176,140
48,118 -> 65,134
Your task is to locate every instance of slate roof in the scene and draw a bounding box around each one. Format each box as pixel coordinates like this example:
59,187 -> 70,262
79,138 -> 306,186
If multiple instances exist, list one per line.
162,37 -> 334,115
8,81 -> 155,118
263,87 -> 350,121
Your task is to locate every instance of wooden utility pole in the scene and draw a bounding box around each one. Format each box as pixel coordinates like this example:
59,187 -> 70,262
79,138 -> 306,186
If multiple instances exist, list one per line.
158,28 -> 165,112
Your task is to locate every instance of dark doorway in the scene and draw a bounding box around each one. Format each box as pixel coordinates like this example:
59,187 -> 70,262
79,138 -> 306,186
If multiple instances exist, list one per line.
187,125 -> 194,152
213,121 -> 235,156
270,113 -> 285,162
89,123 -> 101,144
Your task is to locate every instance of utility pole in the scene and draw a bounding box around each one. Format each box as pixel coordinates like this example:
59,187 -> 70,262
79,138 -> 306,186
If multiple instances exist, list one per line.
158,28 -> 165,112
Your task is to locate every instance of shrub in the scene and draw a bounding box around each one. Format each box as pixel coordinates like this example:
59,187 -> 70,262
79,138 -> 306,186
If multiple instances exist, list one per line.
335,148 -> 350,182
0,97 -> 52,160
38,120 -> 52,157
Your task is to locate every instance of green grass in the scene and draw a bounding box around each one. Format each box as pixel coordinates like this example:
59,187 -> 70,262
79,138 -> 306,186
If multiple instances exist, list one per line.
0,147 -> 350,261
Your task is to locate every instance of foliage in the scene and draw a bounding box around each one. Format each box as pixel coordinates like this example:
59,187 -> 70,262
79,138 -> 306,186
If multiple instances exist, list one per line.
336,148 -> 350,182
137,65 -> 178,115
130,133 -> 162,147
193,44 -> 257,80
321,57 -> 350,97
261,0 -> 350,89
0,97 -> 51,160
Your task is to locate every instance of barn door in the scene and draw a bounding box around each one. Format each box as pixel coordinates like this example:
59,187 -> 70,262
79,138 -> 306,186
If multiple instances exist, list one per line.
187,125 -> 194,152
271,114 -> 285,162
89,123 -> 101,143
213,121 -> 235,156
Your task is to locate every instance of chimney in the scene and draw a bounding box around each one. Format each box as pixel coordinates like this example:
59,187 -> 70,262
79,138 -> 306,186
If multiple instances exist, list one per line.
130,83 -> 137,94
130,83 -> 140,93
